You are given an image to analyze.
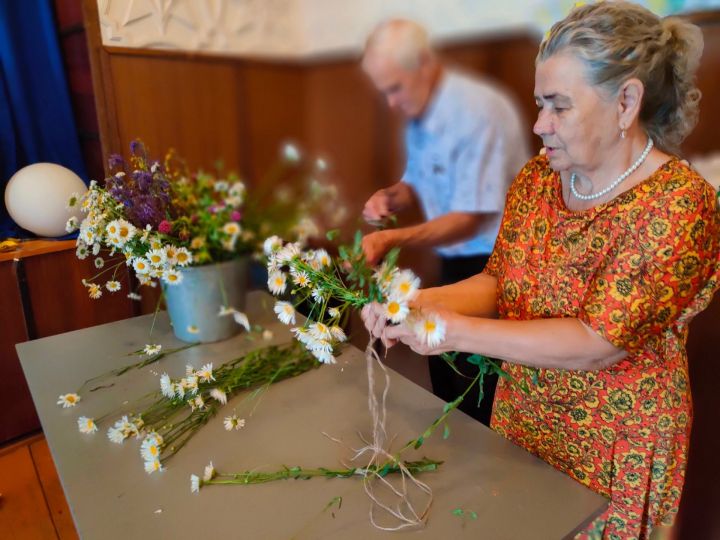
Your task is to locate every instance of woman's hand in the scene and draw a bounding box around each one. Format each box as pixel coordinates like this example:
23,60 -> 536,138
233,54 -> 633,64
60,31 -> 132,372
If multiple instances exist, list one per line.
361,302 -> 397,348
384,305 -> 459,356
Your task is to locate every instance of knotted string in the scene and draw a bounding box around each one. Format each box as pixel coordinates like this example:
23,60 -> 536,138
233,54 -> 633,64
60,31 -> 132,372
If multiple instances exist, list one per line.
352,338 -> 433,531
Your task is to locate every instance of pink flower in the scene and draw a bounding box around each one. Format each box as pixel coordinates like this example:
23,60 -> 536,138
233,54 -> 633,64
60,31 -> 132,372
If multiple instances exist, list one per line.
231,210 -> 242,222
158,220 -> 172,234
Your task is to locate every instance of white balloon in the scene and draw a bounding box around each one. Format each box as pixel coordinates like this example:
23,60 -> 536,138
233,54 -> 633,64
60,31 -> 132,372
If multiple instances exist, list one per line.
4,163 -> 87,237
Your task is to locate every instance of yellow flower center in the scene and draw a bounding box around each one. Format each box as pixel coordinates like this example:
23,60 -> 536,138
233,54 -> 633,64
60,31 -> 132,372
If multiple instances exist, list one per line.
388,302 -> 400,315
399,282 -> 410,294
424,320 -> 436,332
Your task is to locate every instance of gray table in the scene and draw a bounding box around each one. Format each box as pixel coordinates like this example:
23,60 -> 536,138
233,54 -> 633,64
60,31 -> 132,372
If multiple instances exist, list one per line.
18,291 -> 607,539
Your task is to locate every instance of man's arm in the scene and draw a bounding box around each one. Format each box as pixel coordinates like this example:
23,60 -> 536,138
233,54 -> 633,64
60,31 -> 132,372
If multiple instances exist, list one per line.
361,211 -> 493,266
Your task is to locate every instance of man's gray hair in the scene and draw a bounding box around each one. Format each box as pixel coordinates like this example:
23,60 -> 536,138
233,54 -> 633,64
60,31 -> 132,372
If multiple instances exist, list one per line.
362,19 -> 433,71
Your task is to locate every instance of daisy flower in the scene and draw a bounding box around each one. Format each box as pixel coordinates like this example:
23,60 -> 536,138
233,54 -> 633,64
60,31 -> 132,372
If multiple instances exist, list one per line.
175,247 -> 192,266
282,142 -> 300,162
210,388 -> 227,405
291,270 -> 311,288
223,414 -> 246,431
106,280 -> 121,292
197,363 -> 214,383
189,396 -> 205,411
190,474 -> 201,493
263,235 -> 282,256
132,257 -> 151,275
162,268 -> 183,285
330,326 -> 347,342
88,283 -> 103,299
222,222 -> 241,236
187,325 -> 200,334
144,459 -> 163,474
203,461 -> 216,482
390,270 -> 420,302
414,313 -> 447,348
181,375 -> 199,394
77,416 -> 97,434
328,307 -> 340,319
311,288 -> 324,303
384,300 -> 409,324
146,248 -> 166,267
107,426 -> 125,444
66,192 -> 81,209
314,249 -> 331,268
127,292 -> 142,301
267,271 -> 287,295
233,311 -> 250,331
190,236 -> 205,250
57,393 -> 81,408
65,216 -> 78,233
312,349 -> 336,365
143,344 -> 162,356
159,373 -> 173,398
273,301 -> 296,325
309,322 -> 331,341
92,242 -> 101,256
140,438 -> 162,462
76,243 -> 89,260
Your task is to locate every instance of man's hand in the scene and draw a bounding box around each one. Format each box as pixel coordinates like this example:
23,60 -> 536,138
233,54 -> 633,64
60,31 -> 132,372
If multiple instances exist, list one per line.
362,188 -> 393,225
361,230 -> 394,266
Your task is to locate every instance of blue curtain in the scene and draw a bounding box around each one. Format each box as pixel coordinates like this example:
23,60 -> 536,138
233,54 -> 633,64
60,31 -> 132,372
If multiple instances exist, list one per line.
0,0 -> 87,238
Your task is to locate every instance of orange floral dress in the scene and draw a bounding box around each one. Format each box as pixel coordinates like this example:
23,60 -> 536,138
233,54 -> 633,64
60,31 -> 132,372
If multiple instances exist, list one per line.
485,155 -> 720,539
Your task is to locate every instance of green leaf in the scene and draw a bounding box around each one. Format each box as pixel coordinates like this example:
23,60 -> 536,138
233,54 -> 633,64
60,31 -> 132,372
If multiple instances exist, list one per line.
443,423 -> 450,440
413,436 -> 424,449
326,229 -> 339,241
452,508 -> 464,517
469,511 -> 478,520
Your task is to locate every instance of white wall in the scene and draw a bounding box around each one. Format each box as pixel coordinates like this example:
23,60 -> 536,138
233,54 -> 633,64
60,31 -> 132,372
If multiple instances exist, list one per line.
97,0 -> 720,58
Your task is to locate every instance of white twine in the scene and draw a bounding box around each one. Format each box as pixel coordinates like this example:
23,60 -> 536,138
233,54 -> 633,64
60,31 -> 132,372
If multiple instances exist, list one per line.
355,339 -> 433,531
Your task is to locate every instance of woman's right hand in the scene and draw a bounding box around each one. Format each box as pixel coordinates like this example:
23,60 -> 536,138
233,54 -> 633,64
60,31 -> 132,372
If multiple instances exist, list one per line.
361,302 -> 397,348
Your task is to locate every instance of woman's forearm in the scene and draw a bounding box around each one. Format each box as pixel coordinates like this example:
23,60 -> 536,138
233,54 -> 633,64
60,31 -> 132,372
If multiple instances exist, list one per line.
418,272 -> 498,318
447,316 -> 627,371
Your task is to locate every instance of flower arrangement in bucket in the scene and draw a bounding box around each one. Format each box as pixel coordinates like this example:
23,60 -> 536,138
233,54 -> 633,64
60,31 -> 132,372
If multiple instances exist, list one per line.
68,140 -> 340,343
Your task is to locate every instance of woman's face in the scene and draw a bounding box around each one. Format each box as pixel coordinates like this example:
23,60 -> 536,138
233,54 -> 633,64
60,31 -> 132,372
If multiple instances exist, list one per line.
533,51 -> 619,174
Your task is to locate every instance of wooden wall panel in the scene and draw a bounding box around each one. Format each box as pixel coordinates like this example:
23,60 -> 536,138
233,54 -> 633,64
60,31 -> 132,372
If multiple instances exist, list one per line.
108,53 -> 246,173
683,12 -> 720,158
23,250 -> 134,338
0,262 -> 39,442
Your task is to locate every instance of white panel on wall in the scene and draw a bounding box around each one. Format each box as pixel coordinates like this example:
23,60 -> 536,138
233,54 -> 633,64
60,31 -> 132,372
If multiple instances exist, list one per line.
97,0 -> 720,58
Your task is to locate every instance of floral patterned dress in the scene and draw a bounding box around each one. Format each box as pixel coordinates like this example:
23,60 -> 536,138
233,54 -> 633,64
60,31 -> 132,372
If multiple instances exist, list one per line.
485,155 -> 720,539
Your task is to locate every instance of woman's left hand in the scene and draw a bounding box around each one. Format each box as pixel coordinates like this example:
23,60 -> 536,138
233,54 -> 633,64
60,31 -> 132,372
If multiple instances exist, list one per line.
383,305 -> 459,356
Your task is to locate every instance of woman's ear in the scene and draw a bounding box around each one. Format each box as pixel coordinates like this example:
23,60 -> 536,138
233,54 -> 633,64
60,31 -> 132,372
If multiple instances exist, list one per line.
617,78 -> 644,128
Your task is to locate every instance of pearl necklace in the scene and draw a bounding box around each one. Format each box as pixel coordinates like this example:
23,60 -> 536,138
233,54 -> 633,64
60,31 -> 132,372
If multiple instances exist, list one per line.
570,137 -> 654,201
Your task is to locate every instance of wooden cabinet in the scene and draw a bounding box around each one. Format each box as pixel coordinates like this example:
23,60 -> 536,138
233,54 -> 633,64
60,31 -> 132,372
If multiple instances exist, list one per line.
0,241 -> 136,443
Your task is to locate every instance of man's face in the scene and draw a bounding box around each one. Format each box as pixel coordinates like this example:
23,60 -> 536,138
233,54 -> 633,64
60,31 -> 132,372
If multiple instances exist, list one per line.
364,56 -> 432,119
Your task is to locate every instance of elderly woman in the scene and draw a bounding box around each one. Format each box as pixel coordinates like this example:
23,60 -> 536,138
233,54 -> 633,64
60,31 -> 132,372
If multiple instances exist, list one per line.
363,2 -> 720,538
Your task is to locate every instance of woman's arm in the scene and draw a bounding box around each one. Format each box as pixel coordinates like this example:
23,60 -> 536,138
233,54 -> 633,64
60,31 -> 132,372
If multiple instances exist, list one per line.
416,272 -> 498,318
379,310 -> 627,371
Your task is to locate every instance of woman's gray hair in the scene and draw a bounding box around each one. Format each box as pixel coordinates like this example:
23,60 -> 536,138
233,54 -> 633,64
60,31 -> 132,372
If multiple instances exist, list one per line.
538,1 -> 704,154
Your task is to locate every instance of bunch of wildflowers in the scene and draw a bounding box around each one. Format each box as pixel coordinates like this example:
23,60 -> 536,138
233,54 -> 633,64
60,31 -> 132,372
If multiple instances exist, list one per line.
74,342 -> 318,473
265,232 -> 446,363
67,140 -> 340,301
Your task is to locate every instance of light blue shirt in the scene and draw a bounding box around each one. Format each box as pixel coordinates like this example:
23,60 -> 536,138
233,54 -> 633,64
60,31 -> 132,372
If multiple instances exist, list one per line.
402,69 -> 529,257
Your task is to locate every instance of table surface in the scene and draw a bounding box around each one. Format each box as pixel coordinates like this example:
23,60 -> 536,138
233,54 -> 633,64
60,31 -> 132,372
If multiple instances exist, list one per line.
18,291 -> 607,539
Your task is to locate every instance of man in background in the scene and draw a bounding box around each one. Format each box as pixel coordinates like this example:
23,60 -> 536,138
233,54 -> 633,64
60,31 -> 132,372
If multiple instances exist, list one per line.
360,19 -> 529,424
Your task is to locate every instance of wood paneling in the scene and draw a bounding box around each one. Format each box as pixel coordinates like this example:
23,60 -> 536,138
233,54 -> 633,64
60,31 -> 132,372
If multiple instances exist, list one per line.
23,249 -> 134,338
0,444 -> 58,539
0,261 -> 39,442
30,438 -> 79,540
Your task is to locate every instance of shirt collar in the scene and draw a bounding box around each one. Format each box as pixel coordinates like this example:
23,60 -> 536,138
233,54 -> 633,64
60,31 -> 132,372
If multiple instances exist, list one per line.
414,70 -> 452,136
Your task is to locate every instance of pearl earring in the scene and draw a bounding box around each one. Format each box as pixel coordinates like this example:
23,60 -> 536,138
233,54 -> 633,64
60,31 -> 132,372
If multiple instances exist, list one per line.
621,128 -> 627,139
